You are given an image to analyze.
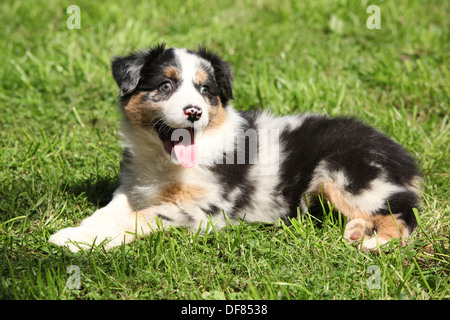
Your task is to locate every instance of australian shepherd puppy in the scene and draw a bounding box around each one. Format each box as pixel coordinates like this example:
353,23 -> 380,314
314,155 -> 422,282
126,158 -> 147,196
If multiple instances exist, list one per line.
49,43 -> 421,252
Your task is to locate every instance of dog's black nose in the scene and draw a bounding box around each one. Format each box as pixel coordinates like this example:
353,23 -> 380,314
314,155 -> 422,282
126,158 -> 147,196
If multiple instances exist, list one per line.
183,105 -> 202,122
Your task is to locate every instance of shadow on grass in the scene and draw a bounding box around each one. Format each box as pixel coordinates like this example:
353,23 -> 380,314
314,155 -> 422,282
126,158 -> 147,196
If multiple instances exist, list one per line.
67,175 -> 119,208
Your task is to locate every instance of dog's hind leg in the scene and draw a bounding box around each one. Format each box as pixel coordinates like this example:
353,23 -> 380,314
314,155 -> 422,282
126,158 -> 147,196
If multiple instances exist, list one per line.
307,160 -> 419,250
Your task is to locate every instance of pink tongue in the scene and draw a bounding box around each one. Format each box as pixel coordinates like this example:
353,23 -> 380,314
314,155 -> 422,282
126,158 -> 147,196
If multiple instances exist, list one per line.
173,128 -> 197,168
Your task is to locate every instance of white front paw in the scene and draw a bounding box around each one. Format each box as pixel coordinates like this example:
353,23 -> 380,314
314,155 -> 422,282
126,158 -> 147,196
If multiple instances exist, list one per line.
48,226 -> 126,252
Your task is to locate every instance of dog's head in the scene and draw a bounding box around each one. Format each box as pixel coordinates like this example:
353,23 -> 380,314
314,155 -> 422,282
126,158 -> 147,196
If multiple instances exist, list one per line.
111,43 -> 234,168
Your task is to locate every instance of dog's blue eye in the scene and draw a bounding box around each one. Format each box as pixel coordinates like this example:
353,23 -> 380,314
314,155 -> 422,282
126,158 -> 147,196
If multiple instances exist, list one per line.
200,85 -> 209,95
159,82 -> 173,93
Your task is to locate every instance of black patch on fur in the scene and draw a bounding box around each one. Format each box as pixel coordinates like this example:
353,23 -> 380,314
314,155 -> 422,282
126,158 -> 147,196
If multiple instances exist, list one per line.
193,46 -> 234,106
122,147 -> 133,165
201,204 -> 221,216
324,150 -> 381,194
112,51 -> 148,96
193,71 -> 222,107
157,213 -> 174,222
208,111 -> 257,217
180,210 -> 195,223
277,116 -> 420,221
111,43 -> 179,98
379,191 -> 420,231
137,47 -> 179,93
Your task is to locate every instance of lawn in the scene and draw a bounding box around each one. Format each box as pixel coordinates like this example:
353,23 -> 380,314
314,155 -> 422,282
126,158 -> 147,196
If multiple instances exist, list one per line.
0,0 -> 448,301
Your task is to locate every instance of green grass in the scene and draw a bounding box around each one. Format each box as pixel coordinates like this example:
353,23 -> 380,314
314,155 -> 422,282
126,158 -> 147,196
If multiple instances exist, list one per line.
0,0 -> 449,300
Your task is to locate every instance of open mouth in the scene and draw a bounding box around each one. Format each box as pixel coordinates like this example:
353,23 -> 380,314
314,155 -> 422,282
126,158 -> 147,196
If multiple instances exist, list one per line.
154,122 -> 197,168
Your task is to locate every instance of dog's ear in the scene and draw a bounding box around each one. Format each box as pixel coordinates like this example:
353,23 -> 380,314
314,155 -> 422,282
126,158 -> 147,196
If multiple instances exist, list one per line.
111,43 -> 168,96
111,52 -> 146,96
196,46 -> 234,104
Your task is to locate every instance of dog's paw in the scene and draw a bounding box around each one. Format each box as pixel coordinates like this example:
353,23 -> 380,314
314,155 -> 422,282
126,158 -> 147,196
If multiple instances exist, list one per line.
344,218 -> 373,241
344,218 -> 380,250
355,236 -> 390,251
344,218 -> 394,251
48,226 -> 125,252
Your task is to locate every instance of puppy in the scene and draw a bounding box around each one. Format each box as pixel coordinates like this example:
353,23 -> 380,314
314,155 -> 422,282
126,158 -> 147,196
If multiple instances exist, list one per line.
49,43 -> 421,252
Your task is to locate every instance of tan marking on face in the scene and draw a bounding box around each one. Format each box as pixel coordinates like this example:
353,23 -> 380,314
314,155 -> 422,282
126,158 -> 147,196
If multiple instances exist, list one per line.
154,183 -> 204,205
195,69 -> 209,84
164,66 -> 180,80
321,181 -> 371,220
123,92 -> 162,127
206,99 -> 227,130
